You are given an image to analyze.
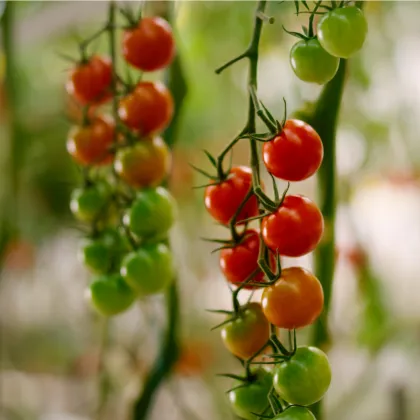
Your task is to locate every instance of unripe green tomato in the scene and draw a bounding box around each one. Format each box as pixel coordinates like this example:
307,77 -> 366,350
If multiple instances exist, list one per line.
273,346 -> 331,406
317,7 -> 367,59
124,187 -> 176,238
228,368 -> 273,420
290,38 -> 339,85
70,184 -> 109,222
273,406 -> 316,420
120,243 -> 173,296
88,273 -> 135,316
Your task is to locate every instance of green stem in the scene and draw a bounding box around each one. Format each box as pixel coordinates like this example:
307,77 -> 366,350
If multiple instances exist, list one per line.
95,319 -> 111,420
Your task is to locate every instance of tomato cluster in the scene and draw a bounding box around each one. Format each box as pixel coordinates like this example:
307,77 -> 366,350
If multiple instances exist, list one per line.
290,6 -> 368,85
65,14 -> 176,316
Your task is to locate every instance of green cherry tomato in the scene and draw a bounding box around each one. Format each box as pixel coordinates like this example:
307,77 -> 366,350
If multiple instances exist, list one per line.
88,273 -> 135,316
120,242 -> 173,296
273,346 -> 331,406
317,7 -> 367,59
124,187 -> 176,238
228,368 -> 273,420
290,38 -> 339,85
70,184 -> 109,222
273,406 -> 316,420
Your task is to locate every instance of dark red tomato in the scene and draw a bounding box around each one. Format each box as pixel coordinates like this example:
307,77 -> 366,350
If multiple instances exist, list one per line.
118,81 -> 174,136
220,230 -> 276,289
66,56 -> 112,105
204,166 -> 259,225
122,17 -> 175,71
262,195 -> 324,257
263,119 -> 323,182
67,116 -> 114,166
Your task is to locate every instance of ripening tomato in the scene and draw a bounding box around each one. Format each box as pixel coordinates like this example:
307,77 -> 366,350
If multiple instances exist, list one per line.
67,116 -> 114,166
261,267 -> 324,329
70,184 -> 109,223
204,166 -> 259,225
273,406 -> 316,420
122,17 -> 175,71
273,346 -> 331,406
220,230 -> 275,289
317,7 -> 368,59
263,120 -> 323,182
88,274 -> 135,316
114,137 -> 170,188
66,56 -> 112,105
124,187 -> 176,238
262,195 -> 324,257
221,302 -> 270,360
118,81 -> 174,135
120,243 -> 173,296
290,38 -> 339,85
228,368 -> 274,420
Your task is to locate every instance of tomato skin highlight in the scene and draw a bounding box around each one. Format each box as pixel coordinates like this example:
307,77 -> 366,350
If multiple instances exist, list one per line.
88,274 -> 135,316
123,17 -> 175,71
120,243 -> 173,296
263,120 -> 323,182
290,38 -> 339,85
66,56 -> 112,105
114,137 -> 170,188
273,406 -> 316,420
221,302 -> 270,360
261,267 -> 324,329
317,7 -> 368,59
262,195 -> 324,257
67,116 -> 114,166
204,166 -> 259,225
273,346 -> 332,406
118,81 -> 174,136
228,368 -> 274,420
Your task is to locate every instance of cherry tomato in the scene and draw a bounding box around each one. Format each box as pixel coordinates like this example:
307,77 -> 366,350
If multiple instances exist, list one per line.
261,267 -> 324,329
70,184 -> 109,223
221,302 -> 270,360
66,55 -> 112,105
317,7 -> 368,59
88,274 -> 135,316
273,346 -> 331,406
67,116 -> 114,166
114,137 -> 170,188
262,195 -> 324,257
122,17 -> 175,71
290,38 -> 339,85
263,120 -> 323,182
204,166 -> 259,225
220,230 -> 275,289
228,368 -> 273,420
120,243 -> 173,296
273,406 -> 316,420
124,187 -> 176,238
118,81 -> 174,135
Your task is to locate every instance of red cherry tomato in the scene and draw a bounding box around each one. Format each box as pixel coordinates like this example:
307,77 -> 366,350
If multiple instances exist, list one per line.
263,120 -> 323,182
67,116 -> 114,166
204,166 -> 259,225
118,81 -> 174,136
262,195 -> 324,257
122,17 -> 175,71
66,56 -> 112,105
220,230 -> 276,289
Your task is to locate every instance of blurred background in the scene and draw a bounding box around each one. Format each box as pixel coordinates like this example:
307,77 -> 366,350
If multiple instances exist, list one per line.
1,1 -> 420,419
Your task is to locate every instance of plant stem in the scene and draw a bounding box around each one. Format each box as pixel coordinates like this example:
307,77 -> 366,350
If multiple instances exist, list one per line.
95,319 -> 111,420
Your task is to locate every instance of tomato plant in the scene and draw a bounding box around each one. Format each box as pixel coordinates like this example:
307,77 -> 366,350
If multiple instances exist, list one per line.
70,184 -> 109,223
262,195 -> 324,257
261,267 -> 324,329
317,7 -> 368,59
273,346 -> 332,406
123,17 -> 175,71
263,119 -> 323,182
273,406 -> 316,420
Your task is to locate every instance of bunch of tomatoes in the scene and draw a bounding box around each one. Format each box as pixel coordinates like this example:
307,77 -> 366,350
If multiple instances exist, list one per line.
289,4 -> 367,84
65,14 -> 177,316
